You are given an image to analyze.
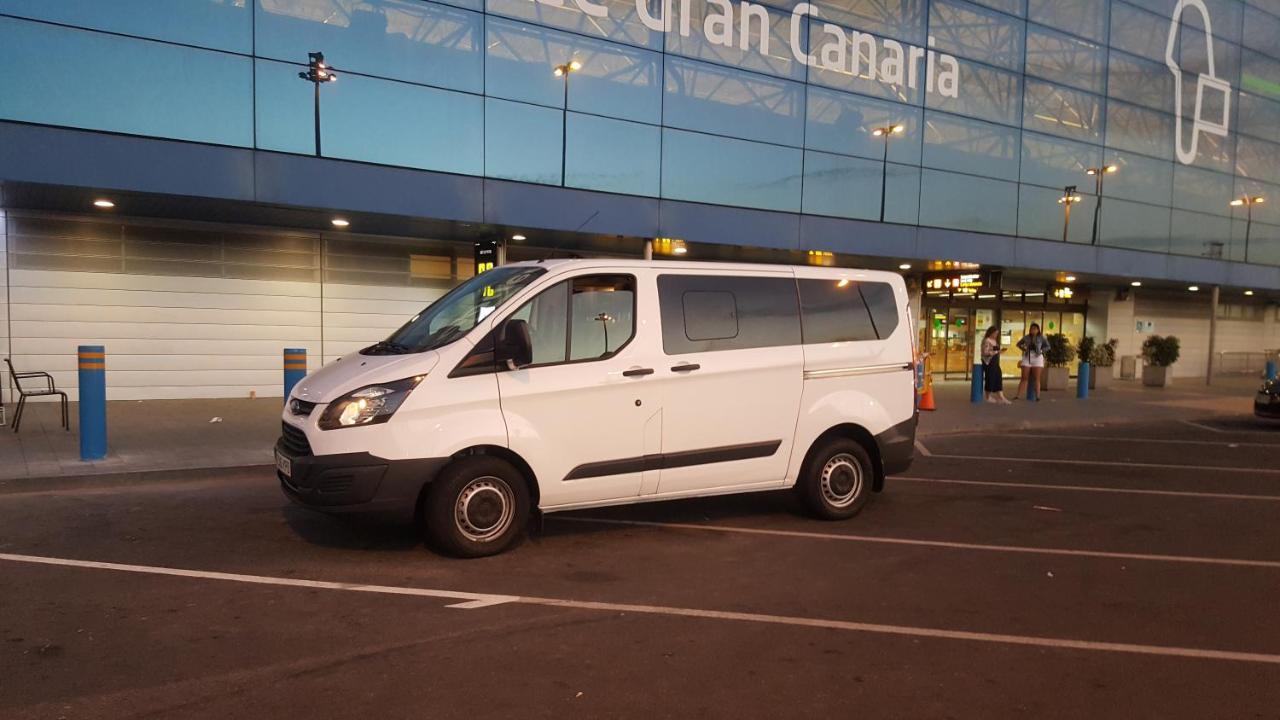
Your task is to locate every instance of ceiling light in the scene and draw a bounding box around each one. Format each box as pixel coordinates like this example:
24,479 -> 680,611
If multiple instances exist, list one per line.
898,263 -> 911,270
93,199 -> 115,209
511,234 -> 526,241
1065,275 -> 1076,282
672,246 -> 688,255
1188,285 -> 1199,292
331,218 -> 350,228
1130,281 -> 1142,287
1244,290 -> 1254,296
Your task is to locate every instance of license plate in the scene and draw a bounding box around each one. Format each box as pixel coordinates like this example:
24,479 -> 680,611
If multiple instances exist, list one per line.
275,451 -> 292,478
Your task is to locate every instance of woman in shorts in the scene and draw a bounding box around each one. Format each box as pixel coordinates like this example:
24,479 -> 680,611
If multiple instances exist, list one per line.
1014,322 -> 1049,401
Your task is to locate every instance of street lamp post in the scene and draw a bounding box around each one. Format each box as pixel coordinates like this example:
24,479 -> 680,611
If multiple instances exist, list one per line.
1058,185 -> 1082,243
554,60 -> 582,187
1230,195 -> 1266,263
871,124 -> 905,223
298,52 -> 337,157
1085,164 -> 1117,245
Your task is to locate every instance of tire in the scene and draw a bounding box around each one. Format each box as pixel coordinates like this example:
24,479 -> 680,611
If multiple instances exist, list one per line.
796,438 -> 875,521
424,456 -> 531,558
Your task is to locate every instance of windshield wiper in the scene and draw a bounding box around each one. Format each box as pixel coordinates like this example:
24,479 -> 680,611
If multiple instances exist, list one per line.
365,340 -> 414,355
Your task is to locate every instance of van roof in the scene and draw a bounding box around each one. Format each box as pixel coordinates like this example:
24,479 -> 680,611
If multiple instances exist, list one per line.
506,258 -> 905,281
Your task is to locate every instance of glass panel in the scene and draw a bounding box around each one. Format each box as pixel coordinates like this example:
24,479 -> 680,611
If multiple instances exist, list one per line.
509,281 -> 570,365
667,0 -> 808,80
1173,165 -> 1235,215
919,168 -> 1018,234
255,60 -> 485,173
798,278 -> 879,343
255,0 -> 483,92
928,0 -> 1026,71
1237,136 -> 1280,182
1109,1 -> 1168,62
814,0 -> 928,45
1027,0 -> 1107,43
484,16 -> 662,123
1020,132 -> 1102,189
1104,151 -> 1174,205
969,0 -> 1025,16
1241,49 -> 1280,102
1178,33 -> 1241,92
485,0 -> 661,49
943,307 -> 971,376
805,16 -> 926,105
804,86 -> 924,164
661,128 -> 803,211
0,18 -> 252,147
1023,80 -> 1103,142
1018,184 -> 1098,243
1024,25 -> 1105,93
1107,50 -> 1175,112
389,266 -> 547,352
1100,197 -> 1171,252
998,309 -> 1024,377
921,111 -> 1021,181
0,0 -> 252,52
1105,100 -> 1174,161
663,57 -> 805,146
1176,0 -> 1244,43
1169,209 -> 1232,257
800,151 -> 889,220
565,114 -> 661,196
485,98 -> 563,185
657,275 -> 801,354
926,60 -> 1022,125
1238,92 -> 1280,143
569,275 -> 636,360
1242,5 -> 1280,53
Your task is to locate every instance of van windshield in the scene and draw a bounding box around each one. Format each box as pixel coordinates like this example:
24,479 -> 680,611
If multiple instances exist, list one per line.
366,266 -> 546,355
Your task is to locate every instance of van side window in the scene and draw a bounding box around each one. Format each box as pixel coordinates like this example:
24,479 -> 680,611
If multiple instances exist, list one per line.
505,274 -> 636,367
658,275 -> 800,354
797,279 -> 898,343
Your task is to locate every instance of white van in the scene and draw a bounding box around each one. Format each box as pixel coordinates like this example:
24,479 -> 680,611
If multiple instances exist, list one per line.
277,260 -> 916,557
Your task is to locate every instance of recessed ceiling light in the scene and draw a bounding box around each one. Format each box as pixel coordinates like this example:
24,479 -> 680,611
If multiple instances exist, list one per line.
331,218 -> 350,228
673,246 -> 688,255
1065,275 -> 1076,282
898,263 -> 912,270
1188,285 -> 1199,292
1245,290 -> 1255,296
1130,281 -> 1142,287
93,199 -> 115,209
511,234 -> 526,241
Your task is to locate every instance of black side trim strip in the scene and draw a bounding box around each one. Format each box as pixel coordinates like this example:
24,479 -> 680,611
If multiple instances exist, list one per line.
564,440 -> 782,481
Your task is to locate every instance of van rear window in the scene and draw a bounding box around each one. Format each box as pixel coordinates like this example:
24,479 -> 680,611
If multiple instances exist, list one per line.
797,279 -> 898,343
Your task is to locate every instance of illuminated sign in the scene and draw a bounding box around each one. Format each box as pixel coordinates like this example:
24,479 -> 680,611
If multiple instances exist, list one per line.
474,239 -> 498,297
1052,286 -> 1075,300
924,272 -> 984,294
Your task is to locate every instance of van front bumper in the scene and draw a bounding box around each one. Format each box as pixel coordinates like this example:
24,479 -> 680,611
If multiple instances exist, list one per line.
275,439 -> 447,522
875,413 -> 917,478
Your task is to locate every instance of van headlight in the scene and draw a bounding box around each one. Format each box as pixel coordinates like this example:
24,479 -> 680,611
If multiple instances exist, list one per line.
318,376 -> 424,430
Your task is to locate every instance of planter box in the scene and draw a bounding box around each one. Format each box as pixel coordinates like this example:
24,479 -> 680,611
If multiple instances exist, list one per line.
1043,366 -> 1070,391
1142,365 -> 1172,387
1090,367 -> 1113,389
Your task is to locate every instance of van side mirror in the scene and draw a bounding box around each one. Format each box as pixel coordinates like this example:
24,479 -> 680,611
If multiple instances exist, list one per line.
496,319 -> 533,369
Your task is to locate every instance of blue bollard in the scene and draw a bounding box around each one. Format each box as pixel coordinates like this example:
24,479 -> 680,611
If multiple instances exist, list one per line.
1268,360 -> 1278,381
971,363 -> 984,403
77,345 -> 107,460
1028,375 -> 1039,401
1077,361 -> 1090,399
283,348 -> 308,402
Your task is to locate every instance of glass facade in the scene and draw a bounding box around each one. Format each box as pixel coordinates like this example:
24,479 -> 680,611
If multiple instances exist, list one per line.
0,0 -> 1278,263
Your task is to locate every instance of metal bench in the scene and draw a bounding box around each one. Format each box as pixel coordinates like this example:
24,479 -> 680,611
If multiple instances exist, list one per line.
4,358 -> 69,433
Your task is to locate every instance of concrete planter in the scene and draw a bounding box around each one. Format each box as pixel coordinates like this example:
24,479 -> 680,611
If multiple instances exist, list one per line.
1143,365 -> 1173,388
1043,366 -> 1070,391
1090,367 -> 1113,389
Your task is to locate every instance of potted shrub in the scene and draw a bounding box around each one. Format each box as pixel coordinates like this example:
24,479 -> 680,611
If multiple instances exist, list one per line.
1089,338 -> 1118,389
1141,335 -> 1180,387
1042,333 -> 1076,390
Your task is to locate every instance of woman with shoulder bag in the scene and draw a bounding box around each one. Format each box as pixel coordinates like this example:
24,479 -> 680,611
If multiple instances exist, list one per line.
981,326 -> 1010,404
1014,322 -> 1049,401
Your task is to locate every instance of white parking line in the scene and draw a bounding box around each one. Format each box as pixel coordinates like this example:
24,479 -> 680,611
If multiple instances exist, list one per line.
1182,419 -> 1228,433
552,517 -> 1280,569
935,432 -> 1277,449
913,442 -> 1280,475
893,476 -> 1280,502
3,551 -> 1279,665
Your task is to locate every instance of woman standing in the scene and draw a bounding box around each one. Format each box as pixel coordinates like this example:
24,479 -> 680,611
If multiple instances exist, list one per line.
1015,322 -> 1049,401
981,326 -> 1010,404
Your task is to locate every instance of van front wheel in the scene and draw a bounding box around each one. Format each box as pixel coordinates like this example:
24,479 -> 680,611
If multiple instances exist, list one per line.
798,438 -> 873,520
424,456 -> 530,558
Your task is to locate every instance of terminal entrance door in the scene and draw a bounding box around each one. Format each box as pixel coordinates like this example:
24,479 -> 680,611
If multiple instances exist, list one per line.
925,306 -> 977,381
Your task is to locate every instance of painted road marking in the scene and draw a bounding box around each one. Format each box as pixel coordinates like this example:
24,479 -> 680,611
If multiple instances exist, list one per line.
913,440 -> 933,457
2,551 -> 1279,666
551,517 -> 1280,570
914,442 -> 1280,474
893,476 -> 1280,502
1182,419 -> 1228,433
932,432 -> 1279,449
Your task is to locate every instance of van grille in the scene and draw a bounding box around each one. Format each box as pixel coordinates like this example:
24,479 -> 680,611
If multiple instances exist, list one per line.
279,422 -> 312,456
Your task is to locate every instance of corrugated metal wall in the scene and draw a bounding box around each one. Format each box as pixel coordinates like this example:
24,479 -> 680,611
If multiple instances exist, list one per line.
1,212 -> 471,401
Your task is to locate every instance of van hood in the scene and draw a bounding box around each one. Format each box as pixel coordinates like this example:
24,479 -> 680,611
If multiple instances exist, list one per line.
291,350 -> 442,403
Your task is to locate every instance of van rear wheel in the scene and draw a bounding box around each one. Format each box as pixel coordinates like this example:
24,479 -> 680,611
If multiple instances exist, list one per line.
424,456 -> 530,558
797,438 -> 873,520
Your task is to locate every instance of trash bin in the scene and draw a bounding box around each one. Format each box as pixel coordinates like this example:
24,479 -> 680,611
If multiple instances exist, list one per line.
1120,355 -> 1138,380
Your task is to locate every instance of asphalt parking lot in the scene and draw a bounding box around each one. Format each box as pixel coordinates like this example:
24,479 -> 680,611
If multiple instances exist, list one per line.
2,416 -> 1279,719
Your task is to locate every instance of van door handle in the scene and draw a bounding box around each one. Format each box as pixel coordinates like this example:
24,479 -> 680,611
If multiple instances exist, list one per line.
671,363 -> 701,373
622,367 -> 655,377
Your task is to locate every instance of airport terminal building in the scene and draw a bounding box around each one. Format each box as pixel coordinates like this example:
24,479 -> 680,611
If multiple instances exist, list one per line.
0,0 -> 1278,399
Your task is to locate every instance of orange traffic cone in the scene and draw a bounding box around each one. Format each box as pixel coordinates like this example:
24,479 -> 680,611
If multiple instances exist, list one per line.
918,383 -> 936,411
